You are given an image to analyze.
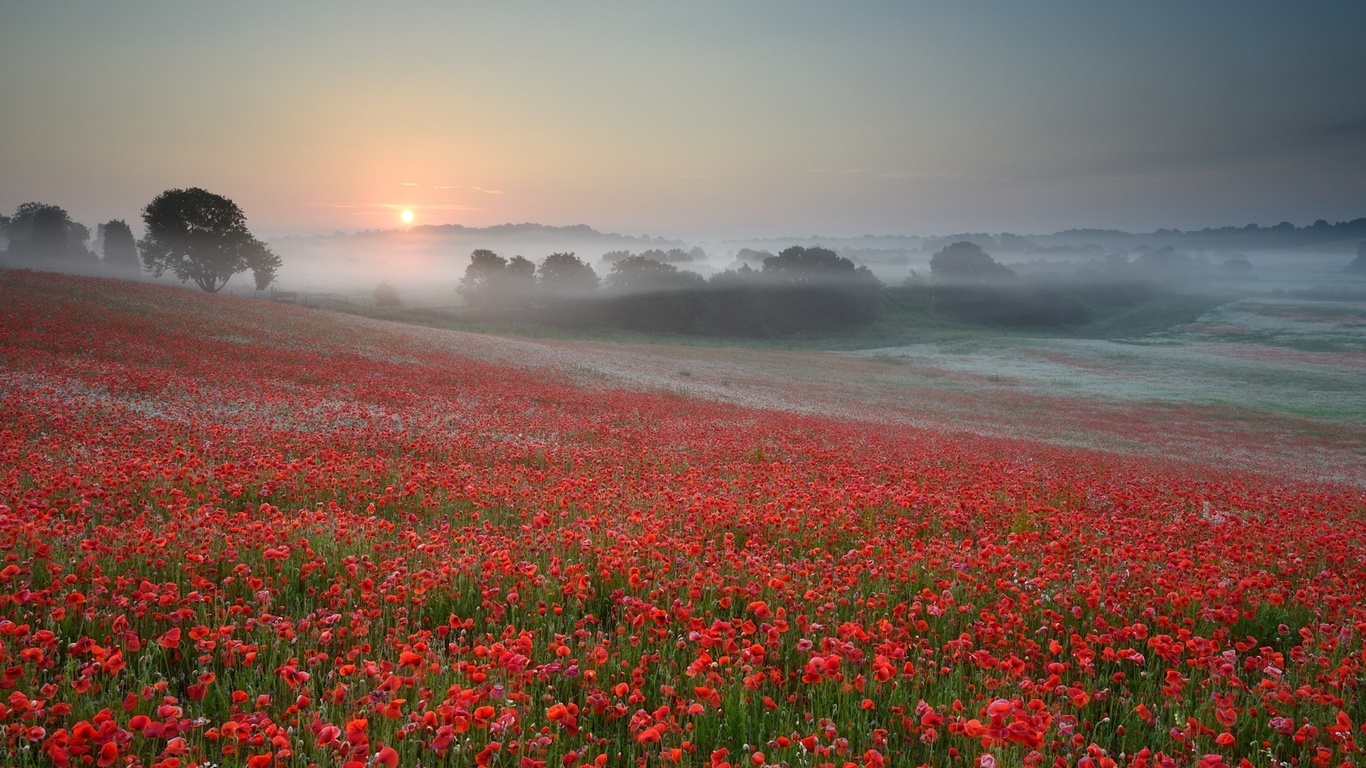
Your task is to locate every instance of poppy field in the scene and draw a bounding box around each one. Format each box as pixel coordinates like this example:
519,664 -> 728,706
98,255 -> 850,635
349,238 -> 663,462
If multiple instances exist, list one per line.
1,269 -> 1364,768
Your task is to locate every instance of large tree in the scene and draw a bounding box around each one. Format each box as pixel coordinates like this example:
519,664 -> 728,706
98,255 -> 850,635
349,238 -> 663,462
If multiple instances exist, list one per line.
755,245 -> 881,329
537,252 -> 599,298
138,188 -> 280,292
99,219 -> 140,276
458,249 -> 507,309
928,241 -> 1015,283
3,202 -> 96,267
761,245 -> 861,284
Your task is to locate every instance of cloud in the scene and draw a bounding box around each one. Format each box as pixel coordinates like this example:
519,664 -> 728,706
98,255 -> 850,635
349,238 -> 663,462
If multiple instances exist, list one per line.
379,202 -> 485,211
332,202 -> 488,216
808,168 -> 866,175
470,186 -> 505,195
433,185 -> 456,189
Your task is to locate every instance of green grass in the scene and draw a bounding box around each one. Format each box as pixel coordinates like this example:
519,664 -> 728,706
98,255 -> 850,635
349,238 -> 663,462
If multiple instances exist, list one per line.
1058,292 -> 1239,339
319,289 -> 1242,351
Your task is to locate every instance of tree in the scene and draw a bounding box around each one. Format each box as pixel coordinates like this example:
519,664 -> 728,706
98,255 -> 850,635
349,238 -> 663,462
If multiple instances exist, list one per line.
505,255 -> 537,307
1135,246 -> 1195,275
1348,242 -> 1366,274
1221,255 -> 1253,276
3,202 -> 97,268
458,249 -> 507,308
640,248 -> 693,263
928,241 -> 1015,283
138,188 -> 280,292
757,246 -> 881,329
99,219 -> 140,276
30,206 -> 72,256
538,252 -> 599,298
761,246 -> 861,284
602,256 -> 706,332
604,255 -> 705,293
507,255 -> 537,282
374,281 -> 402,307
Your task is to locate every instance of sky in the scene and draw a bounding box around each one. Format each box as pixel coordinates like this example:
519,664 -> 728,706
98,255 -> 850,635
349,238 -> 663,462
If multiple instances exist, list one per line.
2,1 -> 1365,239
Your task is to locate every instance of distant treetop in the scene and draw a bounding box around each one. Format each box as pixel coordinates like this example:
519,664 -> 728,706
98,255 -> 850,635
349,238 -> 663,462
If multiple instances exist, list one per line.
929,241 -> 1015,283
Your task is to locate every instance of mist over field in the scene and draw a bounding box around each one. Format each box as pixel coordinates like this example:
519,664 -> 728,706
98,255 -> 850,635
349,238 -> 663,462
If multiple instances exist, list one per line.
256,218 -> 1366,299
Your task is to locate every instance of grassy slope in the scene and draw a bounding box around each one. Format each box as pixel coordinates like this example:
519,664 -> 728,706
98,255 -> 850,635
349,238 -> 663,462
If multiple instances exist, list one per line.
315,289 -> 1238,350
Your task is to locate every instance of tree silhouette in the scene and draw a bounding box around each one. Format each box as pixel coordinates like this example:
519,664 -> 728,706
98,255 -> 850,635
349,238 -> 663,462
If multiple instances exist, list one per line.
604,255 -> 704,293
99,219 -> 140,276
138,188 -> 279,292
1348,242 -> 1366,274
30,206 -> 71,256
373,281 -> 402,307
458,249 -> 507,309
505,255 -> 537,307
3,202 -> 96,268
761,245 -> 861,283
756,246 -> 881,329
929,241 -> 1015,283
538,252 -> 599,298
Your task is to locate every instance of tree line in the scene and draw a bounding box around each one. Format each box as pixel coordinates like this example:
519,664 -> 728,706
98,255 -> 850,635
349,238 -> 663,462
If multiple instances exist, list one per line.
1,188 -> 279,292
445,239 -> 1248,334
451,246 -> 882,336
4,188 -> 1225,334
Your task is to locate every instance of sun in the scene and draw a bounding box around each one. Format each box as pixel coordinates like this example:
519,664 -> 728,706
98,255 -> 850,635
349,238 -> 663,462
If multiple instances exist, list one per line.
400,209 -> 414,224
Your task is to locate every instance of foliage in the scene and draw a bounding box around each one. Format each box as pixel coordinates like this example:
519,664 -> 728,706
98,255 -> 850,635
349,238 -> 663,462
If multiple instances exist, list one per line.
638,247 -> 700,263
761,245 -> 858,283
137,188 -> 280,292
929,241 -> 1015,283
1346,242 -> 1366,274
505,256 -> 538,309
2,201 -> 97,269
99,219 -> 140,276
1136,246 -> 1197,274
506,255 -> 537,282
1221,255 -> 1253,275
753,246 -> 882,331
0,269 -> 1363,768
457,250 -> 540,311
460,248 -> 885,336
734,247 -> 773,264
604,255 -> 705,293
537,252 -> 599,298
602,248 -> 705,266
458,248 -> 508,309
373,280 -> 402,307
